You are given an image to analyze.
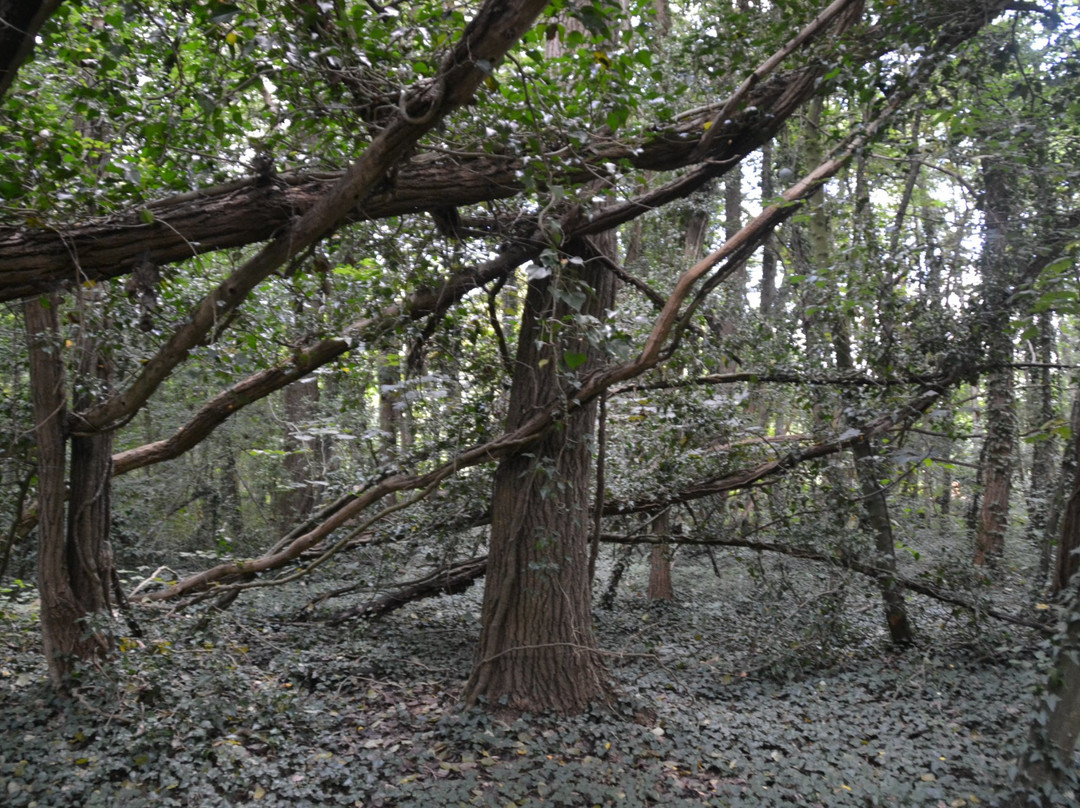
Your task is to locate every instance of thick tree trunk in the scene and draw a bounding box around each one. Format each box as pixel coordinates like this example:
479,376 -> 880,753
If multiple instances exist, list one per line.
462,240 -> 616,714
25,294 -> 115,685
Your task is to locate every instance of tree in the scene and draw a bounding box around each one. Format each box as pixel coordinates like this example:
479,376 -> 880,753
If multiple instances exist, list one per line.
0,0 -> 1038,710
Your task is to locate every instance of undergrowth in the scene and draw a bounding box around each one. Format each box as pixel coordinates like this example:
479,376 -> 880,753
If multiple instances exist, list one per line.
0,550 -> 1072,807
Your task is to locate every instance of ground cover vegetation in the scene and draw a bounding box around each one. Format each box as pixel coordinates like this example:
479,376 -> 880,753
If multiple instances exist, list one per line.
1,0 -> 1080,804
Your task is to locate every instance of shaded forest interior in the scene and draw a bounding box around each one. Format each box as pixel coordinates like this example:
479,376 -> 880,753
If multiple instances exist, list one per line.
2,0 -> 1080,806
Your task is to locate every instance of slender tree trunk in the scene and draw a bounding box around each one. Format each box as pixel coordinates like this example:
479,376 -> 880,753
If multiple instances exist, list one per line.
852,441 -> 914,643
278,371 -> 320,527
1024,312 -> 1058,584
759,139 -> 778,316
220,442 -> 245,544
600,544 -> 635,610
647,508 -> 674,601
462,239 -> 616,713
645,200 -> 708,598
1051,392 -> 1080,594
25,294 -> 116,685
974,159 -> 1016,567
808,95 -> 912,642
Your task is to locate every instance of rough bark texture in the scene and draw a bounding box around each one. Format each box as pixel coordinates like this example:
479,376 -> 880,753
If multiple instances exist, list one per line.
25,295 -> 114,684
461,239 -> 617,714
1024,311 -> 1058,585
0,0 -> 1010,302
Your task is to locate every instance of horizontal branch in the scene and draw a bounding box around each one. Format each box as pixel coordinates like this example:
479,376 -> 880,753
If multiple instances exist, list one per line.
605,533 -> 1052,634
613,369 -> 944,394
309,535 -> 1049,635
603,385 -> 947,516
125,0 -> 1012,604
110,240 -> 540,472
0,0 -> 1006,301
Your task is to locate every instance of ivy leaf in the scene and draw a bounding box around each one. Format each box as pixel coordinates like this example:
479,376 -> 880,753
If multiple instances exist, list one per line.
563,352 -> 587,370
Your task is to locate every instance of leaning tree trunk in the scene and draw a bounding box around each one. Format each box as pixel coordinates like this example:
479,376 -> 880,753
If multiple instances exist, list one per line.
461,239 -> 617,714
25,294 -> 116,686
847,111 -> 913,644
852,440 -> 914,643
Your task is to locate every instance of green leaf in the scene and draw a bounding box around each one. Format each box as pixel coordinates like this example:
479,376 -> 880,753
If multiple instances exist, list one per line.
563,352 -> 587,370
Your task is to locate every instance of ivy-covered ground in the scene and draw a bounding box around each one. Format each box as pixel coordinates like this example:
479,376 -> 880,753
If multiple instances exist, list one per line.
1,550 -> 1073,808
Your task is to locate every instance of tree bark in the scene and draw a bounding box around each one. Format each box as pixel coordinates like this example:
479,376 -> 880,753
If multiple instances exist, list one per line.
1023,311 -> 1058,587
852,440 -> 914,643
461,239 -> 617,714
25,294 -> 115,685
0,1 -> 64,102
647,508 -> 674,602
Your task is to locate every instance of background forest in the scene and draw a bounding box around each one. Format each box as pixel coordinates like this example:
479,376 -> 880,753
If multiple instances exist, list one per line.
2,0 -> 1080,805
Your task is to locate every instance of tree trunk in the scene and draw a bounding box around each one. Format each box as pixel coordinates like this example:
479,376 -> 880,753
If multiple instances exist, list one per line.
974,369 -> 1015,566
1051,392 -> 1080,594
803,93 -> 912,642
600,544 -> 635,610
277,367 -> 321,529
1024,311 -> 1058,587
974,159 -> 1016,567
759,139 -> 778,315
852,440 -> 914,643
25,294 -> 116,686
647,508 -> 674,602
461,240 -> 616,714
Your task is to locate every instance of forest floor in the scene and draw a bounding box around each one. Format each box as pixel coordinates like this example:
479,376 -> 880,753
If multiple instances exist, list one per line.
0,541 -> 1073,807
